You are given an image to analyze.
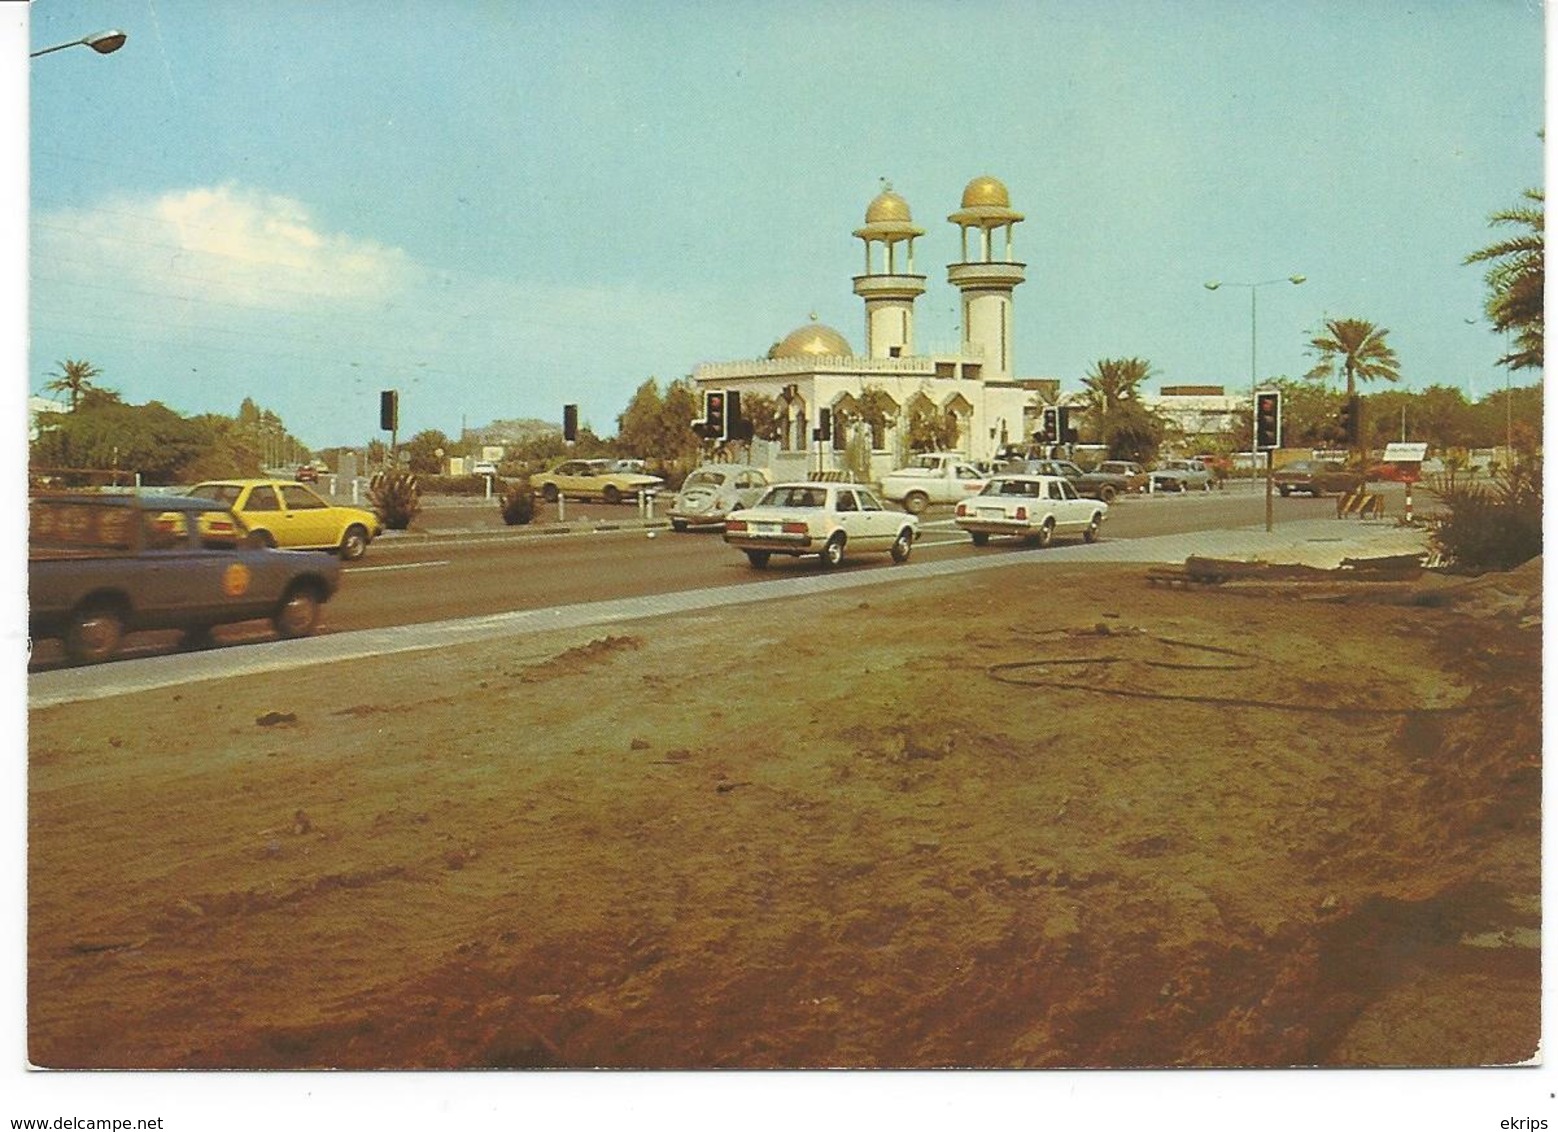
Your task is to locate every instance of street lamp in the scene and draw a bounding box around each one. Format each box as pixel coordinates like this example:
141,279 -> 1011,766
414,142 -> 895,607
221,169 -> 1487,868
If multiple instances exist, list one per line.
1204,274 -> 1306,478
31,29 -> 128,58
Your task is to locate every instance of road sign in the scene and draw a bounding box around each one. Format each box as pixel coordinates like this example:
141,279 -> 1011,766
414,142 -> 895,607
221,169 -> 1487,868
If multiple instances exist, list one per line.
1381,443 -> 1427,462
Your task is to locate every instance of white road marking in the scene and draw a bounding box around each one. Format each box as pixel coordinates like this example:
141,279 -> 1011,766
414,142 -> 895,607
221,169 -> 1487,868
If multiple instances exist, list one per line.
351,560 -> 452,574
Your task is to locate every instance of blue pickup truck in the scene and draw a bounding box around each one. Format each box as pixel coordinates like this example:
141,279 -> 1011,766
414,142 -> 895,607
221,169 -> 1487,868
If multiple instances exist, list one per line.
29,493 -> 343,665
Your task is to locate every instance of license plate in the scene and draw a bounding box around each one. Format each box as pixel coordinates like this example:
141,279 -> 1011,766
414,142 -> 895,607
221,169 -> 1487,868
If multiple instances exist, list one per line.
755,522 -> 779,535
979,509 -> 1004,520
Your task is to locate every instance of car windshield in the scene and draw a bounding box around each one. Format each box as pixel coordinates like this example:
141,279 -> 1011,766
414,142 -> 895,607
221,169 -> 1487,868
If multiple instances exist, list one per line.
684,471 -> 726,488
905,455 -> 943,470
759,486 -> 827,508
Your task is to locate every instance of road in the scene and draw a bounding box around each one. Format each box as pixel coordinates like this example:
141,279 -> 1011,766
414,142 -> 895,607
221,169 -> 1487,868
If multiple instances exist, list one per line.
26,481 -> 1414,670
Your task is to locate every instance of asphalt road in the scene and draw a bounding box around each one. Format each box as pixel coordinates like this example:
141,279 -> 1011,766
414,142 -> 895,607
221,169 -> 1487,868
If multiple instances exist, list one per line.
26,480 -> 1416,670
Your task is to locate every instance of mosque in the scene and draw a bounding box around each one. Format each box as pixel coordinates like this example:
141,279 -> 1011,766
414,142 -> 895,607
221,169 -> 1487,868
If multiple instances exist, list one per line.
691,175 -> 1059,481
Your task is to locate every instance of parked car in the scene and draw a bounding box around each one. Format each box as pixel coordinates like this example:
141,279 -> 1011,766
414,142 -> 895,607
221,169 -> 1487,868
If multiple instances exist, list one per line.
532,458 -> 664,504
954,474 -> 1107,547
1149,458 -> 1214,492
1273,459 -> 1362,497
186,479 -> 382,560
294,465 -> 319,483
723,482 -> 917,569
879,452 -> 989,514
29,493 -> 343,664
1075,460 -> 1147,502
669,464 -> 771,531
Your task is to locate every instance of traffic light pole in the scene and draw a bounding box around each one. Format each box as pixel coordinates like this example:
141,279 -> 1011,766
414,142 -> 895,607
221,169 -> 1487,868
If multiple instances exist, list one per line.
1265,449 -> 1274,532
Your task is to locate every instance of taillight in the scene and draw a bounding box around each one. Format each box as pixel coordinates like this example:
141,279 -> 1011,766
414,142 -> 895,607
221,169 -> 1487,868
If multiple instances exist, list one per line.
726,519 -> 747,533
956,502 -> 968,516
782,521 -> 808,534
1015,507 -> 1028,521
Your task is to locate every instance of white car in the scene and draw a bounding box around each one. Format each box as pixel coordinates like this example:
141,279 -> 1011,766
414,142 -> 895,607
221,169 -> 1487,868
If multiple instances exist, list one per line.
954,474 -> 1107,547
669,464 -> 771,531
723,482 -> 917,569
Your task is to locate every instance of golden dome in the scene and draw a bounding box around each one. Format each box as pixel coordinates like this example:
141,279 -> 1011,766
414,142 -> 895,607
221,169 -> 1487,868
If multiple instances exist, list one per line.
865,189 -> 913,224
768,321 -> 853,359
960,175 -> 1011,209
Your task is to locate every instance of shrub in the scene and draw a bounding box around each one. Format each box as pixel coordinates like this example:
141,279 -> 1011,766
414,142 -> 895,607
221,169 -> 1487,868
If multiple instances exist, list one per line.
498,482 -> 536,526
1428,459 -> 1541,572
369,468 -> 422,530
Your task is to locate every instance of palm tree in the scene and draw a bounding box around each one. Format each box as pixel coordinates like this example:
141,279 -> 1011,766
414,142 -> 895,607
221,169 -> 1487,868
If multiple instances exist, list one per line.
44,358 -> 102,411
1081,357 -> 1153,423
1303,318 -> 1401,399
1465,188 -> 1544,371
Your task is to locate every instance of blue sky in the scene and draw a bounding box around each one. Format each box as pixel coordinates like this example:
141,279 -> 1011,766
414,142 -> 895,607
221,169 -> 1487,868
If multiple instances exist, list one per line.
18,1 -> 1547,451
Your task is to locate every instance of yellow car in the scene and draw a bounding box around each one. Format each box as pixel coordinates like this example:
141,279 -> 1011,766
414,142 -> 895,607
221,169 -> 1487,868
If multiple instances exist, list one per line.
532,458 -> 665,504
187,479 -> 382,560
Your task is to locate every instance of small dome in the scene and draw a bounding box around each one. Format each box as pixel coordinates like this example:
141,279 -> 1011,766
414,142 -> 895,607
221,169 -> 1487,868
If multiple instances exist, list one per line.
768,321 -> 853,359
865,189 -> 913,224
961,175 -> 1011,209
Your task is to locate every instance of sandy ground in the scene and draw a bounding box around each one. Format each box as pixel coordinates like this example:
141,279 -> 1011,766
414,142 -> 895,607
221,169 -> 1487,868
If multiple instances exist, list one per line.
26,556 -> 1541,1069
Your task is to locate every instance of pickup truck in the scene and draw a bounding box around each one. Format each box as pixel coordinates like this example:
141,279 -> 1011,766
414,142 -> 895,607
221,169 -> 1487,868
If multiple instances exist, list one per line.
29,493 -> 343,664
1075,460 -> 1147,502
879,453 -> 989,514
1148,459 -> 1214,493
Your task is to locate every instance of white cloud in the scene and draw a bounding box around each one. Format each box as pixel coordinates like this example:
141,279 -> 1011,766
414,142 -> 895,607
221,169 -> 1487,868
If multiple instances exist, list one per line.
34,183 -> 416,310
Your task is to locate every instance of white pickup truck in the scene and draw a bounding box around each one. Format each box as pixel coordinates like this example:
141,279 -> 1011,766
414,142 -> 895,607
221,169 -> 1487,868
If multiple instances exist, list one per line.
879,453 -> 989,514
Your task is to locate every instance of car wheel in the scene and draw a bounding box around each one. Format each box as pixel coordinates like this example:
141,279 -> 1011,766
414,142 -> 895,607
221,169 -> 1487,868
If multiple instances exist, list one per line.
1035,519 -> 1055,548
744,550 -> 770,569
890,528 -> 913,563
820,534 -> 845,569
246,529 -> 277,549
273,583 -> 323,639
181,624 -> 216,651
671,520 -> 689,533
541,483 -> 559,503
65,601 -> 125,665
1098,484 -> 1117,503
339,524 -> 369,561
970,531 -> 990,547
603,485 -> 622,505
1084,514 -> 1101,543
1279,486 -> 1291,497
903,491 -> 929,515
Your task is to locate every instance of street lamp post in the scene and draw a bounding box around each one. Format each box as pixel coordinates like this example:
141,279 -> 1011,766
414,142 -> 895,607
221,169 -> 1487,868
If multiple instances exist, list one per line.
31,29 -> 128,58
1204,275 -> 1307,480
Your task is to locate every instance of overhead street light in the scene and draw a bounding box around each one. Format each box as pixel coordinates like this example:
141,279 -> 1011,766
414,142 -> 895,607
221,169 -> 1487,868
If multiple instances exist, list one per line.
31,29 -> 128,58
1203,274 -> 1307,480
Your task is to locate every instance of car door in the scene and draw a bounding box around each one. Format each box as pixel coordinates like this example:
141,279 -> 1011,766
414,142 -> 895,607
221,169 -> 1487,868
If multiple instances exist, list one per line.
854,487 -> 898,547
138,509 -> 237,621
278,483 -> 338,548
1054,478 -> 1089,531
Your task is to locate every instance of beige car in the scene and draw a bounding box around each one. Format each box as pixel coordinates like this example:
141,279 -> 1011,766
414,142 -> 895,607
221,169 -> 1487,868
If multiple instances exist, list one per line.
669,464 -> 771,531
532,459 -> 665,504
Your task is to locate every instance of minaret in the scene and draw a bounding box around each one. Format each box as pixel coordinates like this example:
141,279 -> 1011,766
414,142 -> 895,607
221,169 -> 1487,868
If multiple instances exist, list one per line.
852,183 -> 926,359
947,175 -> 1025,380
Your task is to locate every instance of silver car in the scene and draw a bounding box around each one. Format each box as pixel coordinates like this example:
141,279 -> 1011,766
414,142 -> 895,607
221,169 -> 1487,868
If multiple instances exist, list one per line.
669,464 -> 771,531
723,482 -> 917,569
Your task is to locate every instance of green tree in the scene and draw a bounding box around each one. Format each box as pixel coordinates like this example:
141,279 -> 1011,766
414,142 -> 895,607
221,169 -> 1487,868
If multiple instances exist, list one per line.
403,429 -> 453,475
30,397 -> 208,483
1466,188 -> 1544,371
1304,318 -> 1401,400
44,358 -> 102,411
905,402 -> 959,452
1080,357 -> 1152,429
739,391 -> 784,443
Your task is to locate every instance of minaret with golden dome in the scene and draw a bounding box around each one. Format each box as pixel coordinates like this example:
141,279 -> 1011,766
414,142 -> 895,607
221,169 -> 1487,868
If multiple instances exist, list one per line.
947,175 -> 1025,381
852,183 -> 927,359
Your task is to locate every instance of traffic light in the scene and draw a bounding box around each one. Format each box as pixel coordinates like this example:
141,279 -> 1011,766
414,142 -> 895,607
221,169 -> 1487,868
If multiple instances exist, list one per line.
703,390 -> 727,440
726,390 -> 749,440
1254,390 -> 1281,450
1039,406 -> 1059,443
379,390 -> 398,433
816,406 -> 832,442
563,403 -> 578,442
1339,395 -> 1361,445
1058,406 -> 1078,445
